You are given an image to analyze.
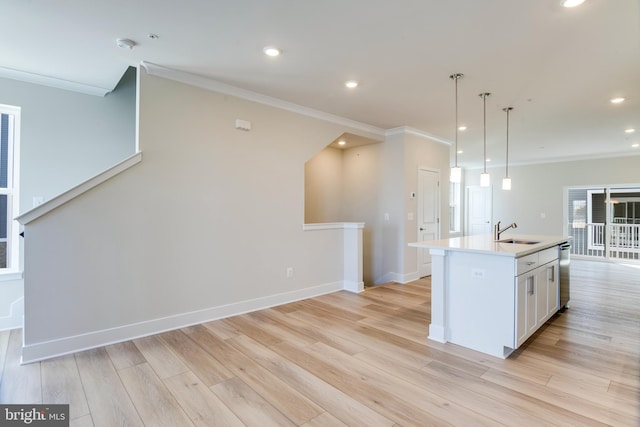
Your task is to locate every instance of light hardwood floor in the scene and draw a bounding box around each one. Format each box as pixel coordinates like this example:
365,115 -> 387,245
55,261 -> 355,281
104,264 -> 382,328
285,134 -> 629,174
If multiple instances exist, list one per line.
1,260 -> 638,426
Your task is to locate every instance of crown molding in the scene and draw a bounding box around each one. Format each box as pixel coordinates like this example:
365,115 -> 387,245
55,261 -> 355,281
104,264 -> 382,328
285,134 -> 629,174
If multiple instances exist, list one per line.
464,150 -> 640,170
141,61 -> 385,137
0,66 -> 112,97
385,126 -> 452,146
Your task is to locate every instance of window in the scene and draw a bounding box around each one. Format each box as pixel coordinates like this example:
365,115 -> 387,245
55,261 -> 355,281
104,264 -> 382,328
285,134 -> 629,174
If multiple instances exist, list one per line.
0,104 -> 20,271
449,181 -> 461,234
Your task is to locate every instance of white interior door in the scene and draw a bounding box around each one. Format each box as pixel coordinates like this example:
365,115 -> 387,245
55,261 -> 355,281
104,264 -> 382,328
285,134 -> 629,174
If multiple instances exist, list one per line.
466,185 -> 492,235
417,168 -> 440,277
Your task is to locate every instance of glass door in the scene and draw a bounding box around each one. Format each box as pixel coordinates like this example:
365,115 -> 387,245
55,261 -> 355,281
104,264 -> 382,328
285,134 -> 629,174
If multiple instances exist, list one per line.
566,186 -> 640,262
607,187 -> 640,260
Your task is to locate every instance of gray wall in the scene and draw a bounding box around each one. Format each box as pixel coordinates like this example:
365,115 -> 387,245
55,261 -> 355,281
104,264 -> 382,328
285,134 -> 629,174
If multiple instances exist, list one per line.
0,67 -> 136,213
465,155 -> 640,235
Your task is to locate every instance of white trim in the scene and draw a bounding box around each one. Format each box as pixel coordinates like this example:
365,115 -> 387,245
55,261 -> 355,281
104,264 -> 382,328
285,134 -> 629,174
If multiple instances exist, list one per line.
302,222 -> 364,231
0,66 -> 112,97
428,324 -> 447,343
16,152 -> 142,225
343,280 -> 365,293
0,296 -> 23,332
141,61 -> 385,137
466,151 -> 640,170
135,65 -> 142,153
0,105 -> 21,270
385,126 -> 452,146
0,271 -> 22,281
375,271 -> 419,285
21,280 -> 344,364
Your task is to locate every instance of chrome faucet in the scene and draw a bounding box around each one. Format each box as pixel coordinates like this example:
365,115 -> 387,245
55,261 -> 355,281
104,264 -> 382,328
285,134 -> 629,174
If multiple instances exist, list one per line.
494,221 -> 518,240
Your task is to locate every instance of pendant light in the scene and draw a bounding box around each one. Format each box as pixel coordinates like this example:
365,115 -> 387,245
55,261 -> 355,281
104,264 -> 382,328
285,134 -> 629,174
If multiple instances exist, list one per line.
449,73 -> 464,183
479,92 -> 491,187
502,107 -> 513,190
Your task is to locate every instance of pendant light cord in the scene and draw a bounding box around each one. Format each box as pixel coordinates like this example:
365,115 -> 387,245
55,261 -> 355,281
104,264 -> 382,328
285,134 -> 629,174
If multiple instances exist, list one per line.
483,96 -> 486,173
506,108 -> 510,177
450,73 -> 463,168
503,107 -> 513,178
480,93 -> 490,174
455,78 -> 458,166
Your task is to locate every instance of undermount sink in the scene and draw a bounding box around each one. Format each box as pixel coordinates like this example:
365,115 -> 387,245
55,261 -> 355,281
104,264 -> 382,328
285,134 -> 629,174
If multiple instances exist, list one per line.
498,239 -> 541,245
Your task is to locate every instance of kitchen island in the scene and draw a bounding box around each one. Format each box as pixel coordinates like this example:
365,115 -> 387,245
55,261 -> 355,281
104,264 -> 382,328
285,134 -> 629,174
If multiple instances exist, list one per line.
409,234 -> 569,358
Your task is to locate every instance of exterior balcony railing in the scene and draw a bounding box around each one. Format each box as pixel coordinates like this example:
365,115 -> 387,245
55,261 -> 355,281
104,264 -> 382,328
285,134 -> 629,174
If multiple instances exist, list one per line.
569,222 -> 640,261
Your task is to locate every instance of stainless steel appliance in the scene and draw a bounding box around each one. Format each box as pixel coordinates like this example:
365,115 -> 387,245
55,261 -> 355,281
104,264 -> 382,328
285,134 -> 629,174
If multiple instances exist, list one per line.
559,241 -> 571,309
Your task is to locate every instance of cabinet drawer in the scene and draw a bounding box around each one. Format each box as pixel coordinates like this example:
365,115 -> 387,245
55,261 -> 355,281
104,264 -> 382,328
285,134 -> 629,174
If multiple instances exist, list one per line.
516,252 -> 539,275
538,246 -> 559,265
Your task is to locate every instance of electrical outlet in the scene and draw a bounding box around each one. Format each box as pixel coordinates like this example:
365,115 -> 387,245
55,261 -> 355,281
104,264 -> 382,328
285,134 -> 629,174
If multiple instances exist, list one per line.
286,267 -> 294,278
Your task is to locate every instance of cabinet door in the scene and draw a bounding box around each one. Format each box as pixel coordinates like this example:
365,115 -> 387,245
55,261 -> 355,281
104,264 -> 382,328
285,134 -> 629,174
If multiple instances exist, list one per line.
516,274 -> 537,347
536,266 -> 549,324
546,262 -> 559,315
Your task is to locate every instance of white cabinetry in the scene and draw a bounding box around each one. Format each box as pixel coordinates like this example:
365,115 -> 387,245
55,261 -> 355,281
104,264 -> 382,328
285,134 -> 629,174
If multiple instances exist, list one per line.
411,234 -> 568,359
515,247 -> 559,348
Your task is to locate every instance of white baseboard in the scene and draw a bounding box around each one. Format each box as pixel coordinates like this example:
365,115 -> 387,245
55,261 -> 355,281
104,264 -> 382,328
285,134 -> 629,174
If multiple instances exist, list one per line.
374,271 -> 419,285
21,281 -> 345,364
428,324 -> 447,343
343,280 -> 364,293
402,271 -> 420,284
0,296 -> 23,332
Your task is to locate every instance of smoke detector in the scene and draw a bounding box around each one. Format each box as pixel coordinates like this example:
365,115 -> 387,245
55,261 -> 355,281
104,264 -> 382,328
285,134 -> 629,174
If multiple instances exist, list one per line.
116,38 -> 136,50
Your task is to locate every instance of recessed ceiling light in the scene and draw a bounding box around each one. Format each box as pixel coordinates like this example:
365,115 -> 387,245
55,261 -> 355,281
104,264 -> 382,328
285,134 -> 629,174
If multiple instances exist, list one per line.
338,140 -> 346,146
625,128 -> 636,134
561,0 -> 585,7
263,47 -> 281,57
148,33 -> 159,40
458,126 -> 467,131
610,97 -> 625,104
457,150 -> 464,154
632,143 -> 639,148
486,158 -> 492,162
345,80 -> 358,89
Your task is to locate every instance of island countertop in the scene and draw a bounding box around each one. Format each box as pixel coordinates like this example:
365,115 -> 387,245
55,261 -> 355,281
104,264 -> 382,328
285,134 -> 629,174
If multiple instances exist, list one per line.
409,234 -> 570,258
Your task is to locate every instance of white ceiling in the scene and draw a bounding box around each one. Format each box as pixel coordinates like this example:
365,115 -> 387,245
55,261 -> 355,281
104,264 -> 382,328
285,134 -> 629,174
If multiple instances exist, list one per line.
2,0 -> 639,168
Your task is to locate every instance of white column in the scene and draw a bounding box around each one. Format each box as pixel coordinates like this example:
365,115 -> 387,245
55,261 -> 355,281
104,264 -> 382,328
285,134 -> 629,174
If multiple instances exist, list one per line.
343,223 -> 364,293
428,248 -> 448,342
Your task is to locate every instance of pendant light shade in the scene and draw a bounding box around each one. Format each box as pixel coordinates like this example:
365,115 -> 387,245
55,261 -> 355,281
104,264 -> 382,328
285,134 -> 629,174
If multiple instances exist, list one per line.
449,73 -> 464,183
480,172 -> 491,187
502,107 -> 513,191
502,177 -> 512,190
479,92 -> 491,187
450,166 -> 462,183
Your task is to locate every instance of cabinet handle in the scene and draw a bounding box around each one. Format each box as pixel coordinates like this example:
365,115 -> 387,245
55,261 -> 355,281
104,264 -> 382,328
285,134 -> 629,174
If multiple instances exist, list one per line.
528,278 -> 534,295
526,262 -> 536,266
549,265 -> 555,282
